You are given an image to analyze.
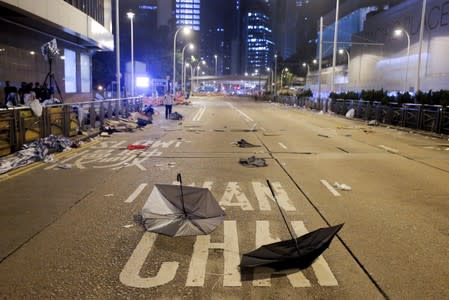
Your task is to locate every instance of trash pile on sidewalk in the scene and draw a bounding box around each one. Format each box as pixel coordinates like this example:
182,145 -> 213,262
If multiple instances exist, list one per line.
0,135 -> 79,174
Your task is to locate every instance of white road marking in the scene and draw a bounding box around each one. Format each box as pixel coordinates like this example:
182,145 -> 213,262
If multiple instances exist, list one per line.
227,102 -> 254,122
252,181 -> 295,211
279,142 -> 288,149
219,182 -> 254,210
320,180 -> 341,197
119,232 -> 179,288
125,183 -> 148,203
186,220 -> 241,287
193,106 -> 206,121
291,221 -> 339,286
379,145 -> 399,153
44,150 -> 89,170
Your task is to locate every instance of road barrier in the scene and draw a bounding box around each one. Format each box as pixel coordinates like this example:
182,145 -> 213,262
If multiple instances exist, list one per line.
259,95 -> 449,135
0,97 -> 143,157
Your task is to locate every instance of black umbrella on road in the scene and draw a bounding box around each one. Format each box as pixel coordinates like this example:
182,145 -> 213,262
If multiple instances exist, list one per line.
141,173 -> 225,237
240,180 -> 343,269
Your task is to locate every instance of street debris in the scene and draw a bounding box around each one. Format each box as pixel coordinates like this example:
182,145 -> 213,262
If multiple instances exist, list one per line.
127,144 -> 147,150
0,135 -> 78,174
104,194 -> 114,197
318,134 -> 329,138
367,120 -> 379,126
239,156 -> 267,167
169,112 -> 183,120
240,180 -> 343,270
123,224 -> 135,229
140,173 -> 225,236
333,182 -> 352,191
57,163 -> 72,169
345,108 -> 355,119
234,139 -> 260,148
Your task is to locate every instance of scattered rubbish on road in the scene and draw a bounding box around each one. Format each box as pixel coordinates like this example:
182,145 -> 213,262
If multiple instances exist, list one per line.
127,144 -> 147,150
234,139 -> 261,148
104,194 -> 114,197
368,120 -> 379,126
213,129 -> 225,132
318,110 -> 324,115
169,112 -> 183,120
57,163 -> 72,169
333,182 -> 352,191
318,134 -> 329,138
0,135 -> 78,174
123,224 -> 135,229
100,132 -> 110,137
140,173 -> 225,236
263,132 -> 281,136
240,180 -> 343,269
239,156 -> 267,167
345,108 -> 355,119
168,162 -> 176,167
249,123 -> 257,131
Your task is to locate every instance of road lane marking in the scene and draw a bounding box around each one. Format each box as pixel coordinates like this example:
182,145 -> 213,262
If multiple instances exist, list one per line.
252,181 -> 295,211
279,142 -> 288,149
379,145 -> 399,153
125,183 -> 148,203
219,182 -> 254,210
320,180 -> 341,197
186,220 -> 241,287
193,105 -> 206,121
227,102 -> 254,122
119,233 -> 179,288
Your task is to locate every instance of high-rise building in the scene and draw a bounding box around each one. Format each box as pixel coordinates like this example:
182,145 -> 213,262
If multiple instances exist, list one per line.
175,0 -> 201,31
242,0 -> 274,75
271,0 -> 297,60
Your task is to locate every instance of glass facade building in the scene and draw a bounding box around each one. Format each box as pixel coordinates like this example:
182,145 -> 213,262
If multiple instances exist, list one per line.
245,12 -> 273,75
175,0 -> 201,31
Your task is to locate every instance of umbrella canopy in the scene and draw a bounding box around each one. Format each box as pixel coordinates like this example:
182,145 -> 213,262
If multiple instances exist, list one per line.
240,223 -> 343,269
142,183 -> 225,237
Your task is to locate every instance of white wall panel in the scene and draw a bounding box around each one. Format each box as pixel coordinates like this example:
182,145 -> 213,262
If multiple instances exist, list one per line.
2,0 -> 113,51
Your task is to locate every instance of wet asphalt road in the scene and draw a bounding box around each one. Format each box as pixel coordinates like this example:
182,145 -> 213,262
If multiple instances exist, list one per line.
0,96 -> 448,299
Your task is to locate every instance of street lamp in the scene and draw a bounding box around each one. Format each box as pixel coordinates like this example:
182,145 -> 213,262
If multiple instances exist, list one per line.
394,28 -> 410,92
182,43 -> 194,94
266,67 -> 273,93
302,62 -> 310,86
274,54 -> 278,95
339,48 -> 350,89
173,26 -> 191,94
280,67 -> 288,89
214,54 -> 218,75
115,0 -> 121,99
127,11 -> 135,97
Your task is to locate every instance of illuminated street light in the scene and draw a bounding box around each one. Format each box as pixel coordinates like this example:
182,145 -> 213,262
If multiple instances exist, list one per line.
280,67 -> 288,88
173,27 -> 191,94
182,43 -> 194,94
394,28 -> 410,91
274,54 -> 278,95
214,54 -> 218,75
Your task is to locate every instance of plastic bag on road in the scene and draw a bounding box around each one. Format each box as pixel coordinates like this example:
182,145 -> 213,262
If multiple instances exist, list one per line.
345,109 -> 355,119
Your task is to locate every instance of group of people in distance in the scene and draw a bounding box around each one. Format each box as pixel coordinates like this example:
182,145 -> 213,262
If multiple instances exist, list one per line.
2,81 -> 57,108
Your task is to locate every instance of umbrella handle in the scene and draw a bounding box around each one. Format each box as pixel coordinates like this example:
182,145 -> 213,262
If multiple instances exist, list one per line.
267,179 -> 301,255
177,173 -> 186,216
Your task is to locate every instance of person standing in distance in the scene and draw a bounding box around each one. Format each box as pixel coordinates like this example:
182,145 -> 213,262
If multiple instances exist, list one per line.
163,91 -> 174,119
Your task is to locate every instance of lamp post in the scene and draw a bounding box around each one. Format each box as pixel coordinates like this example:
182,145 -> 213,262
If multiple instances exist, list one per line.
274,54 -> 278,95
214,54 -> 218,76
173,27 -> 191,94
417,0 -> 427,92
127,11 -> 135,97
338,48 -> 350,90
302,62 -> 310,86
115,0 -> 121,99
266,67 -> 273,93
280,67 -> 288,89
394,28 -> 410,92
182,43 -> 194,94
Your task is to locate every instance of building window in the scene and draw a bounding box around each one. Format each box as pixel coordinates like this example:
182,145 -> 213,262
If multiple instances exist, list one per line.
64,49 -> 77,93
80,54 -> 91,93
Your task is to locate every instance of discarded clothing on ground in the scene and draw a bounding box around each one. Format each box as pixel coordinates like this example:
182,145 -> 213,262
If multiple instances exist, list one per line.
103,118 -> 138,133
0,135 -> 77,174
239,156 -> 267,167
236,139 -> 260,148
169,112 -> 183,120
